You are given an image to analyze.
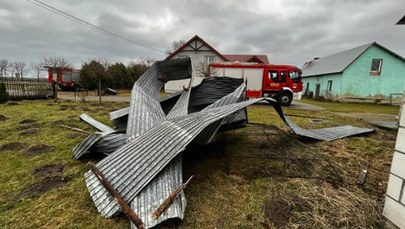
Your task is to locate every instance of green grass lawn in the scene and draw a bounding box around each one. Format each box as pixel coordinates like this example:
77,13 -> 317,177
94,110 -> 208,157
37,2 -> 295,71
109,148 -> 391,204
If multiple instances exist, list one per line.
0,99 -> 399,228
300,98 -> 400,114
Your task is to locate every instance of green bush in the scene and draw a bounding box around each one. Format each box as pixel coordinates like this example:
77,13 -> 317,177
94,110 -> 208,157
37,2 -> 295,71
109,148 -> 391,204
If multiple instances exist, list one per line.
0,82 -> 9,103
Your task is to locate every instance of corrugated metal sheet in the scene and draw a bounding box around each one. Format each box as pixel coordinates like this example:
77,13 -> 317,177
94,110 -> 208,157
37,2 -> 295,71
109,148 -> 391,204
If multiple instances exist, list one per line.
285,117 -> 373,141
84,98 -> 263,218
125,59 -> 193,228
73,132 -> 105,159
72,113 -> 126,159
80,113 -> 114,132
301,43 -> 372,77
126,58 -> 191,142
193,82 -> 246,145
264,98 -> 374,141
111,77 -> 245,126
130,156 -> 186,229
83,96 -> 374,215
89,133 -> 126,155
125,59 -> 191,228
166,78 -> 193,119
77,57 -> 373,229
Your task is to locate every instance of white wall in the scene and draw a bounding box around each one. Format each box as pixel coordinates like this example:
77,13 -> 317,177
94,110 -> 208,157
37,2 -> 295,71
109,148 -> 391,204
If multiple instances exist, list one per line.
164,41 -> 226,93
383,86 -> 405,228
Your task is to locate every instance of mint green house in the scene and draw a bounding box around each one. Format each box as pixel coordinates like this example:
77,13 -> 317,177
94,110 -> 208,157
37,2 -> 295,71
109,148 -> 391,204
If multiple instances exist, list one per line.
301,42 -> 405,102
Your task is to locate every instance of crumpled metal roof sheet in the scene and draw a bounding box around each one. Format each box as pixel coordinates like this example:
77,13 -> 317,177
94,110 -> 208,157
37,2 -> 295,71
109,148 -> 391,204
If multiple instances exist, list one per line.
125,59 -> 193,228
72,114 -> 126,159
72,125 -> 126,160
264,98 -> 374,141
73,132 -> 106,159
193,82 -> 246,145
187,77 -> 245,112
84,98 -> 264,218
80,113 -> 114,132
285,117 -> 372,141
76,73 -> 248,228
130,156 -> 186,229
75,57 -> 374,229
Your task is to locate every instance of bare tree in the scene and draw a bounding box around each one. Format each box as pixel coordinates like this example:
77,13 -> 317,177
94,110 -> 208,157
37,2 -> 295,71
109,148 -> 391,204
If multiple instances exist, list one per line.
8,62 -> 16,79
0,59 -> 8,79
41,56 -> 72,74
31,61 -> 43,81
194,61 -> 218,78
132,57 -> 155,67
14,62 -> 27,80
166,40 -> 186,55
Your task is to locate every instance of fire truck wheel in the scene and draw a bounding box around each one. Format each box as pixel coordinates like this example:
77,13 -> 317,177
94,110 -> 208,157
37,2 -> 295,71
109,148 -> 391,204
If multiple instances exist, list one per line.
72,84 -> 80,91
277,91 -> 293,106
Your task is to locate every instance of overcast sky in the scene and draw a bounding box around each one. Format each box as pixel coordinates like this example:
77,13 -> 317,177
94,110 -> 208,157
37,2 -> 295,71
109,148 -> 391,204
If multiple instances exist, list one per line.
0,0 -> 404,75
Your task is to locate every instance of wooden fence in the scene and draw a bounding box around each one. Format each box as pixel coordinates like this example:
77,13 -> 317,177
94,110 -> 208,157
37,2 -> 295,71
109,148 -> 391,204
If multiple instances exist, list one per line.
1,79 -> 53,100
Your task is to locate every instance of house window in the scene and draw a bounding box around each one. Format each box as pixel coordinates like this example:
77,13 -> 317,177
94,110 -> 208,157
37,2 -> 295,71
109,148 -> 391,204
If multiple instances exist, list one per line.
327,80 -> 332,92
206,56 -> 215,64
370,59 -> 383,75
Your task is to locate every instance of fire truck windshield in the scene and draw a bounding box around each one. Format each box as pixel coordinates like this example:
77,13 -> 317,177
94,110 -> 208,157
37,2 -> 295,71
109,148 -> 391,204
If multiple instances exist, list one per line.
289,71 -> 300,82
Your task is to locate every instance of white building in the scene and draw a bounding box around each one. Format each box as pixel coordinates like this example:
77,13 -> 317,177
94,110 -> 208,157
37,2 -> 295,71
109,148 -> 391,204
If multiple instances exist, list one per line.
164,35 -> 269,92
383,15 -> 405,229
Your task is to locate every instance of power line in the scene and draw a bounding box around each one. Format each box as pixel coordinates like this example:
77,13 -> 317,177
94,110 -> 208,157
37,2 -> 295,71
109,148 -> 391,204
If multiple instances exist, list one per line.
27,0 -> 165,53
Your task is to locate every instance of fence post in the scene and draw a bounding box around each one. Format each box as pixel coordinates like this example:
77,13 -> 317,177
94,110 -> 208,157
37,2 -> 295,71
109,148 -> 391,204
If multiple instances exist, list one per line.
52,80 -> 58,102
98,78 -> 102,103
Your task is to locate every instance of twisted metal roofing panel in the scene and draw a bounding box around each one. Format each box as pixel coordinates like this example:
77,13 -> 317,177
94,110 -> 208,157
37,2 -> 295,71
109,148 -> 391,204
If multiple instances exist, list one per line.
79,58 -> 373,229
193,82 -> 246,145
124,58 -> 191,227
130,157 -> 186,229
264,98 -> 374,141
79,113 -> 114,132
84,98 -> 264,218
166,79 -> 193,119
72,131 -> 126,160
72,132 -> 105,159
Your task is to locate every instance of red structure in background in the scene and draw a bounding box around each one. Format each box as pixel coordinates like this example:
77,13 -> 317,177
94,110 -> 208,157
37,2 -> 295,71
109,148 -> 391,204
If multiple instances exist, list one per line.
47,67 -> 81,91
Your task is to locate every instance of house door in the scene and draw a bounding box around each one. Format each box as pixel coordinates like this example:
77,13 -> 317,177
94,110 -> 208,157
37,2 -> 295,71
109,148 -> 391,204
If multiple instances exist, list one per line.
315,84 -> 321,98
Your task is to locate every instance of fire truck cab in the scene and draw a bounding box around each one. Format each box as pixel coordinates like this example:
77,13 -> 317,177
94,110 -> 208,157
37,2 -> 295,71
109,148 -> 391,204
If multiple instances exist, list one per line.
210,63 -> 303,106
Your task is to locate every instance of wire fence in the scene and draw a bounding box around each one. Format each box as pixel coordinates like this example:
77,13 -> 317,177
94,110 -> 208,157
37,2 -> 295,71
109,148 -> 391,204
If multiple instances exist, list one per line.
1,78 -> 53,100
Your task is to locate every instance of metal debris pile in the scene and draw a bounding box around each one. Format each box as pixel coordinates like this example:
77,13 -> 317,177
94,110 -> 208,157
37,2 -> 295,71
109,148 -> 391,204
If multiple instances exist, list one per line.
72,58 -> 374,228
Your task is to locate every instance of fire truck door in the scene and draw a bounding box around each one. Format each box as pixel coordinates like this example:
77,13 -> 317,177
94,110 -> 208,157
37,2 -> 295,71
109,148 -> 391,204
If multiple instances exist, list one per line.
264,70 -> 287,90
279,70 -> 287,86
264,70 -> 278,88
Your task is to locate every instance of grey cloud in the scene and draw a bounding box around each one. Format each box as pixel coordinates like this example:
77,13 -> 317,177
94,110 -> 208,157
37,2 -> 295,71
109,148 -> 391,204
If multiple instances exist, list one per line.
0,0 -> 404,71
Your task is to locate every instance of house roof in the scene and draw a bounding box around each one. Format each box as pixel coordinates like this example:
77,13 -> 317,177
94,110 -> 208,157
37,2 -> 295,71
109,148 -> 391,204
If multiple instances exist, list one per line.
302,42 -> 405,77
165,35 -> 229,61
222,54 -> 270,64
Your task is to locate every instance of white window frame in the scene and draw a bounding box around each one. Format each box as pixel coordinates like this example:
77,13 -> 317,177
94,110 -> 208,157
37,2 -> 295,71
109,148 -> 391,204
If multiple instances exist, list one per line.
370,59 -> 383,75
176,55 -> 188,59
206,56 -> 215,64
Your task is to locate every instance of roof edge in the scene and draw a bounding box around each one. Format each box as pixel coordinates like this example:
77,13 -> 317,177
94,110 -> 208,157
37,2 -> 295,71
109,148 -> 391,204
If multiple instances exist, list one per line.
372,42 -> 405,62
165,35 -> 228,61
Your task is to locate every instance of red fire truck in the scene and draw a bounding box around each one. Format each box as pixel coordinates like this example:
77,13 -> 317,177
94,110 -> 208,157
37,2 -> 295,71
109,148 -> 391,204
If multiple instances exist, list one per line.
47,67 -> 81,91
209,62 -> 303,105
